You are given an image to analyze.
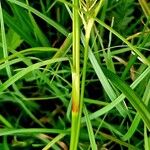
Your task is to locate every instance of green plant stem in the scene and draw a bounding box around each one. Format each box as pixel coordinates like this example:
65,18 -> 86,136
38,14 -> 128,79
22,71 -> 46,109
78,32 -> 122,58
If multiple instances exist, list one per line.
70,0 -> 80,149
139,0 -> 150,18
70,2 -> 104,148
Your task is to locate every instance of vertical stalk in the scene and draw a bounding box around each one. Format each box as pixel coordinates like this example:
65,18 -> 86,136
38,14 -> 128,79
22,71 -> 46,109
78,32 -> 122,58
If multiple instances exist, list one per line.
70,1 -> 104,149
78,0 -> 104,140
70,0 -> 80,149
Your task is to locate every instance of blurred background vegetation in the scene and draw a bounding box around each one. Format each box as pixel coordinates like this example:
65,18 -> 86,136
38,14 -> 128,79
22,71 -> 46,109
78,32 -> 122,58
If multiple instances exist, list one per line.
0,0 -> 150,149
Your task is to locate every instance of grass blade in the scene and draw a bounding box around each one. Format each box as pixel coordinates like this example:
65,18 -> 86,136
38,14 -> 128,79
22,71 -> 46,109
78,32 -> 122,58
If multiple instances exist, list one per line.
0,128 -> 69,136
42,133 -> 66,150
88,48 -> 127,117
102,67 -> 150,130
8,0 -> 69,36
83,105 -> 97,150
95,18 -> 150,66
0,57 -> 68,92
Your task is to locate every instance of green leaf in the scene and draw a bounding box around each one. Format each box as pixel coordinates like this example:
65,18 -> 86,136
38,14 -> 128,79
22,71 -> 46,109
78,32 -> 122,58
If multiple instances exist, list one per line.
102,67 -> 150,130
0,128 -> 69,136
83,105 -> 97,150
8,0 -> 69,36
0,57 -> 68,93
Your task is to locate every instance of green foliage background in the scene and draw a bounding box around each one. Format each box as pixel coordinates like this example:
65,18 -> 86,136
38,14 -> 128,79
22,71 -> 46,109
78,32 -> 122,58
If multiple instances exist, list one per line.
0,0 -> 150,149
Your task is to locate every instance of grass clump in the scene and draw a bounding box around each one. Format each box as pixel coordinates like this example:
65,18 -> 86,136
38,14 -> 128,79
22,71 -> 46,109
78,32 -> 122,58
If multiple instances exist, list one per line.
0,0 -> 150,149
